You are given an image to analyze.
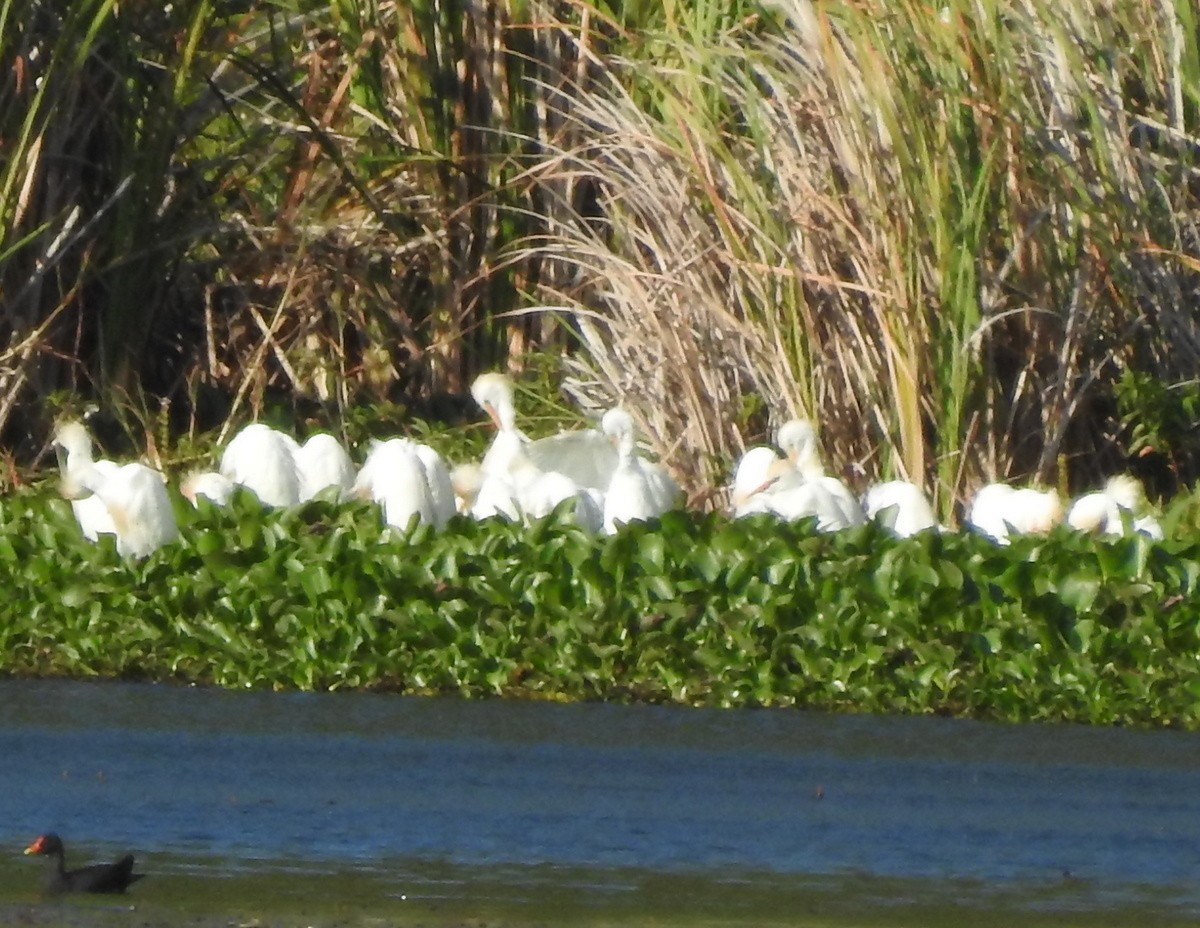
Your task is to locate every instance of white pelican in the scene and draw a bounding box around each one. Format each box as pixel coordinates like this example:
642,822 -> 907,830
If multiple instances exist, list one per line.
522,466 -> 605,533
1066,475 -> 1162,540
471,372 -> 531,478
53,422 -> 119,540
449,462 -> 480,514
53,421 -> 179,558
453,451 -> 603,532
180,471 -> 235,507
863,480 -> 938,537
775,420 -> 865,527
603,408 -> 680,507
450,462 -> 522,522
294,433 -> 356,501
470,371 -> 627,530
412,443 -> 457,530
731,445 -> 856,531
357,438 -> 454,529
470,371 -> 618,491
601,408 -> 668,534
967,483 -> 1063,543
354,438 -> 436,531
219,423 -> 301,507
731,447 -> 785,518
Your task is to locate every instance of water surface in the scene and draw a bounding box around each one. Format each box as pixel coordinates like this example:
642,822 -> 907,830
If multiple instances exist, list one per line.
2,679 -> 1199,925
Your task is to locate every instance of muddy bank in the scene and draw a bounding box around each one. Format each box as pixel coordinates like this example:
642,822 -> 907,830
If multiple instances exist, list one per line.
1,864 -> 1198,928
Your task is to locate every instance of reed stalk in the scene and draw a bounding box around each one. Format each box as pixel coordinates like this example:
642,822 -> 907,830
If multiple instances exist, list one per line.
3,0 -> 1197,503
0,0 -> 586,453
523,0 -> 1200,513
0,1 -> 267,446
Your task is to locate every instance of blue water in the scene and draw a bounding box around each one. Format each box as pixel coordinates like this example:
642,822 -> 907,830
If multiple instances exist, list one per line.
3,679 -> 1200,918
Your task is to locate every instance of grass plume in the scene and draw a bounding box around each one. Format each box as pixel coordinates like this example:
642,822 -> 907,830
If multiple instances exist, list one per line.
524,0 -> 1200,513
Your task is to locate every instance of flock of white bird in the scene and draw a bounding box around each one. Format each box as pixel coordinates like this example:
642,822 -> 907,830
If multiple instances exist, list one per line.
48,371 -> 1164,560
730,421 -> 1163,544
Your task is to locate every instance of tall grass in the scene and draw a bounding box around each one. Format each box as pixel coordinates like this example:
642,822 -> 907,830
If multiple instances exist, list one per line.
257,0 -> 552,401
0,0 -> 597,458
2,0 -> 1197,509
525,0 -> 1200,512
197,0 -> 686,436
0,1 -> 246,442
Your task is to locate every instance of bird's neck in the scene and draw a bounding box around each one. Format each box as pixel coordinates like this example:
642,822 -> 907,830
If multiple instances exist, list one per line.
494,401 -> 517,433
72,452 -> 95,470
56,442 -> 93,478
793,452 -> 825,479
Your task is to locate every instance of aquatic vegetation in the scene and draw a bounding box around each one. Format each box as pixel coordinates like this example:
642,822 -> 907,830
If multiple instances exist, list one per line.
0,486 -> 1198,729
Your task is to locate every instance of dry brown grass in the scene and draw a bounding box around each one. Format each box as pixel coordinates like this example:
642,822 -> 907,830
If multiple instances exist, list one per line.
0,1 -> 595,458
3,0 -> 1198,503
519,0 -> 1200,513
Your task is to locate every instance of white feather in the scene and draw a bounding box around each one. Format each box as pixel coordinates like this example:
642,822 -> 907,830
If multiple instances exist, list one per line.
219,424 -> 301,507
295,433 -> 356,501
181,471 -> 235,507
601,408 -> 674,534
863,480 -> 938,537
54,421 -> 178,558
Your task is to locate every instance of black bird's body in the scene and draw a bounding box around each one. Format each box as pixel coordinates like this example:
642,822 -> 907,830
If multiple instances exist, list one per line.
24,833 -> 144,894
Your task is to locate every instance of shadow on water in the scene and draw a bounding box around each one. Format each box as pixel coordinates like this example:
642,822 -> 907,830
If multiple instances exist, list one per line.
2,679 -> 1200,926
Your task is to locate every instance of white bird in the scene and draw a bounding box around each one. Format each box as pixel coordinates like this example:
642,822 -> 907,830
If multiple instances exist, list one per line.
731,447 -> 783,517
604,408 -> 681,507
412,443 -> 457,530
471,372 -> 534,478
470,372 -> 618,491
863,480 -> 938,537
600,407 -> 678,534
53,421 -> 179,558
1067,475 -> 1162,540
470,372 -> 626,531
294,433 -> 356,502
219,423 -> 301,507
180,471 -> 235,507
730,444 -> 857,531
775,420 -> 865,528
354,438 -> 437,531
522,466 -> 605,533
600,408 -> 667,533
456,448 -> 603,532
449,462 -> 481,514
53,423 -> 119,540
967,483 -> 1063,543
450,462 -> 523,522
527,428 -> 620,494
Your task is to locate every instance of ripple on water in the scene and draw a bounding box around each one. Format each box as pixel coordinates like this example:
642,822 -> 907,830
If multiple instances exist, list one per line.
2,679 -> 1200,926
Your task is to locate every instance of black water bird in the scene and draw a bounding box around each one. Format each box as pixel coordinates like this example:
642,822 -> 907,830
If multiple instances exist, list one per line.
24,832 -> 144,894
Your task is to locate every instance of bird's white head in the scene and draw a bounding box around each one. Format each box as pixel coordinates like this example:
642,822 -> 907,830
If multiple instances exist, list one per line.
53,423 -> 96,501
53,420 -> 93,458
470,372 -> 517,431
731,446 -> 786,509
1104,474 -> 1145,512
180,471 -> 233,507
1016,487 -> 1064,533
600,407 -> 636,456
449,462 -> 484,510
772,417 -> 820,463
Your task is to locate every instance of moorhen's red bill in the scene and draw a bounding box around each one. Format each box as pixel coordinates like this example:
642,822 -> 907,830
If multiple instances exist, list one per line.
24,833 -> 144,894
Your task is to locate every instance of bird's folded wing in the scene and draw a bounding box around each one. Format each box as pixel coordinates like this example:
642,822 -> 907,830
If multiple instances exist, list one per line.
526,429 -> 619,491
